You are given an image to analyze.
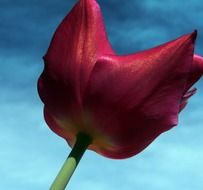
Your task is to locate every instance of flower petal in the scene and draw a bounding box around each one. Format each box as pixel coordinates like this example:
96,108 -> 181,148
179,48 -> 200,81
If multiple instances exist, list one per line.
44,107 -> 75,147
184,54 -> 203,91
84,32 -> 196,158
38,0 -> 113,119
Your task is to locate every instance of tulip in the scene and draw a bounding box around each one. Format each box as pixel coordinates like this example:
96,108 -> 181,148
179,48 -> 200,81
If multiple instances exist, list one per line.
38,0 -> 203,189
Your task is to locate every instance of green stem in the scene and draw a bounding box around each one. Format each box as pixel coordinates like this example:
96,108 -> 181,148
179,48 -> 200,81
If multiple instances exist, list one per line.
50,133 -> 92,190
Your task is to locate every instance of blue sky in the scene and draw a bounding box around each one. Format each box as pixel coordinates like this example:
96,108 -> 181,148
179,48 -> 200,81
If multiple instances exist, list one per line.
0,0 -> 203,189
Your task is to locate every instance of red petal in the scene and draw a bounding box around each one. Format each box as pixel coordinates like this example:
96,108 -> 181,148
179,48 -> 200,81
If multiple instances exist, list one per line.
184,54 -> 203,91
44,107 -> 75,147
38,0 -> 113,118
84,32 -> 196,158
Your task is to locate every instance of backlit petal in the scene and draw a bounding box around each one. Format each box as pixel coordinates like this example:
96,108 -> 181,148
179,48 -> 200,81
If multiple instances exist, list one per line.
38,0 -> 113,119
84,32 -> 196,158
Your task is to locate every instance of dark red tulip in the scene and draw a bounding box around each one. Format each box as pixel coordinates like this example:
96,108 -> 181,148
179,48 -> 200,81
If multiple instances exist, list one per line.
38,0 -> 203,159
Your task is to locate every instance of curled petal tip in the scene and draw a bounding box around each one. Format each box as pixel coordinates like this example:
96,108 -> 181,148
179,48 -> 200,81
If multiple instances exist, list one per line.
192,30 -> 198,41
185,30 -> 197,44
183,30 -> 198,44
194,29 -> 198,34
